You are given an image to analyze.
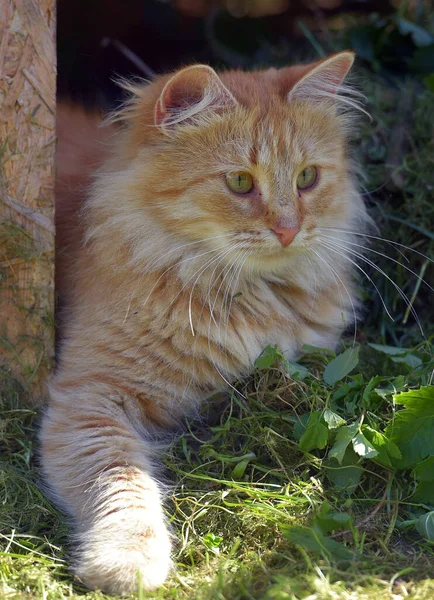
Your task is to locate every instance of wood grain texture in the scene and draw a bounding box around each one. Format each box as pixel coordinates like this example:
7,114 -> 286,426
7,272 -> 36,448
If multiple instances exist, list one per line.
0,0 -> 56,399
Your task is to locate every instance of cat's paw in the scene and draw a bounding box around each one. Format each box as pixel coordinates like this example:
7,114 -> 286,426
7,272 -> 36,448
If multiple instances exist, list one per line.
74,519 -> 172,595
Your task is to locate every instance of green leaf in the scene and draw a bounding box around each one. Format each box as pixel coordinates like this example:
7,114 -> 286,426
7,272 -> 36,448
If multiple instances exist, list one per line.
352,432 -> 379,459
413,456 -> 434,482
255,345 -> 279,369
203,532 -> 223,555
412,481 -> 434,505
293,413 -> 310,442
285,361 -> 309,380
324,461 -> 362,492
301,344 -> 335,356
230,457 -> 252,480
328,422 -> 359,464
299,411 -> 329,452
362,426 -> 402,468
323,409 -> 346,429
281,524 -> 355,562
412,457 -> 434,504
324,447 -> 363,491
415,512 -> 434,541
375,376 -> 407,399
324,347 -> 360,385
368,343 -> 411,356
312,502 -> 353,535
391,354 -> 423,369
332,378 -> 363,402
385,386 -> 434,468
368,343 -> 422,369
255,346 -> 308,380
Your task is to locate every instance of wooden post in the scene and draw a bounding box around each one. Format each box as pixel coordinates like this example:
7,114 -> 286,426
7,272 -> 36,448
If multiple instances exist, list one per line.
0,0 -> 56,399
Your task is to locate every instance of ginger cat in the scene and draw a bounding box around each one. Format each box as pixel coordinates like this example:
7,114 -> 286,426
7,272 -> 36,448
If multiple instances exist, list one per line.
41,52 -> 369,595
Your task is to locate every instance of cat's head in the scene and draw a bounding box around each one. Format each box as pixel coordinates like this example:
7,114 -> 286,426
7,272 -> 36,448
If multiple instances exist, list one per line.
89,52 -> 368,277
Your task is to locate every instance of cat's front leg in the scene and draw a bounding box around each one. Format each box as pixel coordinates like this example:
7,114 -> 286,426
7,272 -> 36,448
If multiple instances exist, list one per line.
40,387 -> 172,595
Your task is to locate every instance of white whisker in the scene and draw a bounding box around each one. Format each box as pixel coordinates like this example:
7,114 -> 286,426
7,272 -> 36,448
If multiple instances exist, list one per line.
187,242 -> 245,336
311,248 -> 358,346
317,227 -> 434,265
319,241 -> 394,321
320,234 -> 434,294
322,239 -> 425,337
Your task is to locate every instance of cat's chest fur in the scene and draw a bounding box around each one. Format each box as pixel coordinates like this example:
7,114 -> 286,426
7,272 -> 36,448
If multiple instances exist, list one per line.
128,271 -> 346,406
62,264 -> 348,423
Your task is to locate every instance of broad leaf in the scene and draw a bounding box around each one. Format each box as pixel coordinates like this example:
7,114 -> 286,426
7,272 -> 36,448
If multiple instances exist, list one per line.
385,386 -> 434,469
391,354 -> 422,369
415,512 -> 434,541
368,343 -> 411,356
293,413 -> 310,442
281,525 -> 355,562
323,409 -> 346,429
324,447 -> 363,492
368,343 -> 422,369
285,361 -> 309,380
299,411 -> 329,452
412,457 -> 434,505
312,502 -> 353,535
328,422 -> 359,464
413,456 -> 434,482
324,347 -> 360,385
412,481 -> 434,505
352,432 -> 378,459
255,345 -> 279,369
362,426 -> 402,468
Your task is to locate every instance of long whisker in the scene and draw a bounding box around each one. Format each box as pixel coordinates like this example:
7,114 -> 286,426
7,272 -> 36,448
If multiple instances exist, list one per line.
322,239 -> 425,336
222,249 -> 253,372
220,248 -> 248,355
204,249 -> 249,399
141,244 -> 228,311
320,235 -> 434,293
188,247 -> 243,383
188,242 -> 245,336
317,227 -> 434,265
123,234 -> 234,321
144,233 -> 234,272
310,248 -> 358,346
131,245 -> 233,360
319,241 -> 394,321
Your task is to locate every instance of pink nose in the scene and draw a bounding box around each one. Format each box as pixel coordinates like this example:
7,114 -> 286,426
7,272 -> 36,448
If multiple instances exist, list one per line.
271,225 -> 300,247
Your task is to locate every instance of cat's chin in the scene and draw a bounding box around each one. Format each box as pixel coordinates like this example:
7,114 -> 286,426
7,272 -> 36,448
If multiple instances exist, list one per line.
246,246 -> 305,275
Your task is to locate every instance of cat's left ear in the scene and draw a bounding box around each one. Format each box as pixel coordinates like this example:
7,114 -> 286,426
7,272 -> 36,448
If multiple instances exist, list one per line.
155,65 -> 237,130
288,51 -> 355,103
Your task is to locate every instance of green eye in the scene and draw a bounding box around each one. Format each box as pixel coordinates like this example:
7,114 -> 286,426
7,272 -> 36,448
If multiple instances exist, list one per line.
226,172 -> 254,194
296,166 -> 318,190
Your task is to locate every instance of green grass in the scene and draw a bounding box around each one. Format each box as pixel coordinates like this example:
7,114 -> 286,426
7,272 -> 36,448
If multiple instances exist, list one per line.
1,9 -> 434,600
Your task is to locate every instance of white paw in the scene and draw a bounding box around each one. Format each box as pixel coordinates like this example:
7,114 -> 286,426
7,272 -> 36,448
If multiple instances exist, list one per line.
74,520 -> 172,595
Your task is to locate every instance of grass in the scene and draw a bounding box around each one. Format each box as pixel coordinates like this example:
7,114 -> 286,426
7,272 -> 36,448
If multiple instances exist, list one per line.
1,8 -> 434,600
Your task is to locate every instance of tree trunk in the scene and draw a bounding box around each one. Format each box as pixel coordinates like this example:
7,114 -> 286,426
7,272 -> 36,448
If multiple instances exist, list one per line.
0,0 -> 56,400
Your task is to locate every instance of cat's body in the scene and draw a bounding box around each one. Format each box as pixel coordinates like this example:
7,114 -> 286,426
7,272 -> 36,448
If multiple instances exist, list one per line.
42,53 -> 368,595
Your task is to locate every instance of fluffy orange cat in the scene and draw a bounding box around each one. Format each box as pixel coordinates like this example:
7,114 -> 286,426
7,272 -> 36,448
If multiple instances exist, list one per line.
41,52 -> 369,595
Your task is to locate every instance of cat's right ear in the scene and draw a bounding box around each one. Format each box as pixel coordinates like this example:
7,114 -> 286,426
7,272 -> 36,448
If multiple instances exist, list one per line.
155,65 -> 237,131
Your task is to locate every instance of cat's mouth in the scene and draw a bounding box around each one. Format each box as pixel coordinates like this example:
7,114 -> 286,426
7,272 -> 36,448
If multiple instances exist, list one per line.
231,229 -> 307,256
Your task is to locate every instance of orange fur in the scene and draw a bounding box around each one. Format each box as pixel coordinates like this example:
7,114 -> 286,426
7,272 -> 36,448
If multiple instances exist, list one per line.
42,53 -> 369,595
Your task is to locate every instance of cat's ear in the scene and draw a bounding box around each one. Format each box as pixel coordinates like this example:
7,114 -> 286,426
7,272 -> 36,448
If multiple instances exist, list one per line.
155,65 -> 237,130
288,51 -> 355,104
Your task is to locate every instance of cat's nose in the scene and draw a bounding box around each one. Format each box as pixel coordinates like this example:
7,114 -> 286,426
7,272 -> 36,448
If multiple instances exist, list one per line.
271,225 -> 300,247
